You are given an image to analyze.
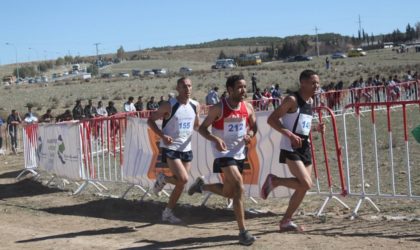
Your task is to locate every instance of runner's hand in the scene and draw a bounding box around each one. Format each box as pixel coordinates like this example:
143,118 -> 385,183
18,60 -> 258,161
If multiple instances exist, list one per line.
215,137 -> 227,152
243,134 -> 252,144
290,134 -> 302,149
162,135 -> 173,145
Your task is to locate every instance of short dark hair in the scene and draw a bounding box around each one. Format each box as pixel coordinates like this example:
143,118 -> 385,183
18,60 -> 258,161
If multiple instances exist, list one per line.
299,70 -> 318,83
128,96 -> 134,101
226,75 -> 244,90
177,77 -> 188,86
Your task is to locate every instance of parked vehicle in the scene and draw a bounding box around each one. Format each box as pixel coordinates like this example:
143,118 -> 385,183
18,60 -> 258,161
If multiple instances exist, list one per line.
143,70 -> 155,77
179,67 -> 192,74
152,68 -> 167,76
237,54 -> 262,66
347,48 -> 367,57
101,73 -> 114,78
119,72 -> 130,77
212,59 -> 236,69
331,52 -> 347,59
286,55 -> 312,62
132,69 -> 142,76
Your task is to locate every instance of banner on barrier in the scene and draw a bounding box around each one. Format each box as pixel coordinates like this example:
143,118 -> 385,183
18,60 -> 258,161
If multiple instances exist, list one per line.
37,123 -> 83,180
123,112 -> 294,198
23,124 -> 38,169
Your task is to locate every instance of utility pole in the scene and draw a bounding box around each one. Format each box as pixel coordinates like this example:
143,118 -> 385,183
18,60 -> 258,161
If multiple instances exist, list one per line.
314,26 -> 320,57
94,43 -> 101,59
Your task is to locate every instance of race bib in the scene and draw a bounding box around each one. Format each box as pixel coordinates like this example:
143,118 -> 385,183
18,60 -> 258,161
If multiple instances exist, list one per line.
178,118 -> 193,137
224,117 -> 246,140
295,114 -> 312,136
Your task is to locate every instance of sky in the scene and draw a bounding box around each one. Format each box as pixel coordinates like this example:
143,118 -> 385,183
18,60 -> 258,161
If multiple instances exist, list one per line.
0,0 -> 419,65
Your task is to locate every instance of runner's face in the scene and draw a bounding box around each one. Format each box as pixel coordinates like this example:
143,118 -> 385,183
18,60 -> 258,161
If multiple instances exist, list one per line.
177,79 -> 192,98
229,79 -> 247,102
301,74 -> 320,95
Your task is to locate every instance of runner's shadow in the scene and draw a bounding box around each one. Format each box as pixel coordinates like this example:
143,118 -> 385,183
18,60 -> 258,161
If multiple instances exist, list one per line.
41,198 -> 276,225
0,179 -> 61,199
304,220 -> 420,242
0,170 -> 23,179
15,225 -> 148,243
122,235 -> 239,250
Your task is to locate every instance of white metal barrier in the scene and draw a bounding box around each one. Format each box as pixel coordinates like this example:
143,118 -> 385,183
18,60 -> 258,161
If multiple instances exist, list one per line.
342,100 -> 420,218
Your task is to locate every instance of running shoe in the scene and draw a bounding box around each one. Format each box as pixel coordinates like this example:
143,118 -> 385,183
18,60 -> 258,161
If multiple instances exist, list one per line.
188,176 -> 204,195
279,219 -> 304,232
162,209 -> 182,224
260,174 -> 276,200
238,230 -> 256,246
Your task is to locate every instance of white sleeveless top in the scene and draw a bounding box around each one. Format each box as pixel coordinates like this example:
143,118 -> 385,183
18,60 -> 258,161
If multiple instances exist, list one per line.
280,93 -> 313,151
160,98 -> 198,152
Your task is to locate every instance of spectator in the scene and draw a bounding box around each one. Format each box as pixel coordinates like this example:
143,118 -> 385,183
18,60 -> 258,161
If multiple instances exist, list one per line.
261,88 -> 272,110
23,106 -> 38,124
72,100 -> 84,120
325,57 -> 330,70
7,109 -> 21,154
106,101 -> 118,116
168,92 -> 176,103
221,91 -> 228,99
84,99 -> 97,118
205,87 -> 220,105
146,96 -> 159,111
96,101 -> 108,117
373,74 -> 383,102
123,96 -> 136,112
39,109 -> 54,123
134,96 -> 144,111
271,84 -> 282,109
158,95 -> 165,107
251,73 -> 258,93
56,110 -> 73,122
252,88 -> 263,110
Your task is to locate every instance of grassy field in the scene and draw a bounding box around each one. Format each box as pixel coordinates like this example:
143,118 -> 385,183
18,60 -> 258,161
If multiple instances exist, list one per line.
0,47 -> 419,119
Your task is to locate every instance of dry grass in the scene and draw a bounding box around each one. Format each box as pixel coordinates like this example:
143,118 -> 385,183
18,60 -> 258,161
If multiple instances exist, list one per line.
0,47 -> 419,118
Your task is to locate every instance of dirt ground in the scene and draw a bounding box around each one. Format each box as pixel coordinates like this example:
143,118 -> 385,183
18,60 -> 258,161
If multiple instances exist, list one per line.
1,152 -> 420,250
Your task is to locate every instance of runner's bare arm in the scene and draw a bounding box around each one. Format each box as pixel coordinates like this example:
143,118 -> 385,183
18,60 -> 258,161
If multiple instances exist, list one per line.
147,102 -> 173,144
267,96 -> 302,148
194,103 -> 201,131
198,103 -> 227,151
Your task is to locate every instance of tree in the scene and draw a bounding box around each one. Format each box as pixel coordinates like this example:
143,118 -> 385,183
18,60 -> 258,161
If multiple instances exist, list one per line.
14,65 -> 36,78
55,57 -> 65,66
64,55 -> 73,64
87,64 -> 99,76
416,22 -> 420,39
117,46 -> 125,60
218,50 -> 227,59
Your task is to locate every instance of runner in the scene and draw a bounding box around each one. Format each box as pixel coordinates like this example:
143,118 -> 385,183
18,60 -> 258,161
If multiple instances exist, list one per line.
188,74 -> 258,246
147,77 -> 200,224
260,69 -> 324,232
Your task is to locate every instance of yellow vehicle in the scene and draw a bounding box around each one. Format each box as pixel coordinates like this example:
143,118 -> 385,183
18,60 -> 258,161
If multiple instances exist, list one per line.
237,54 -> 262,66
347,48 -> 367,57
